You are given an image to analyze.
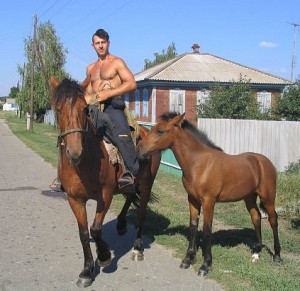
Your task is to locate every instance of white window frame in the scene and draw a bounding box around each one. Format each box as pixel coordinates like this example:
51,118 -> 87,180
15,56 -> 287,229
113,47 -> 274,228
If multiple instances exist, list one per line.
142,88 -> 149,117
135,90 -> 140,117
257,91 -> 271,113
124,93 -> 129,107
169,89 -> 185,114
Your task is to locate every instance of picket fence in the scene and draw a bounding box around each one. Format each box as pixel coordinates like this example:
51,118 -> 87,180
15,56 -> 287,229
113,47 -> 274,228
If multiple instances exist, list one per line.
197,118 -> 300,172
142,118 -> 300,175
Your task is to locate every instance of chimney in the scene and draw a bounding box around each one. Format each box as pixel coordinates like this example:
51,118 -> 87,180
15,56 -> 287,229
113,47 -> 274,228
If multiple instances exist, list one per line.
192,43 -> 200,54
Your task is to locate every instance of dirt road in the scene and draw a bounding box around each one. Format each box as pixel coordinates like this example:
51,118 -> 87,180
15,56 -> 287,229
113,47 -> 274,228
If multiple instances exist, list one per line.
0,118 -> 223,291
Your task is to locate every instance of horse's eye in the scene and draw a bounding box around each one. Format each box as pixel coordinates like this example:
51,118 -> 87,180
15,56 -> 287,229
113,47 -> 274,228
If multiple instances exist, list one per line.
156,129 -> 165,136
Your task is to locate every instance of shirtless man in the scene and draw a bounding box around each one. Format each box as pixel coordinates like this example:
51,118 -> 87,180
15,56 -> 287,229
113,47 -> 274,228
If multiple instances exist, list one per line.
85,28 -> 138,191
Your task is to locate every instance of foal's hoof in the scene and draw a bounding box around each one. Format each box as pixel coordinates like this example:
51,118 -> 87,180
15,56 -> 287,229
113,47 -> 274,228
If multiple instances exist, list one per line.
76,276 -> 93,288
97,257 -> 112,268
198,269 -> 208,277
132,249 -> 144,261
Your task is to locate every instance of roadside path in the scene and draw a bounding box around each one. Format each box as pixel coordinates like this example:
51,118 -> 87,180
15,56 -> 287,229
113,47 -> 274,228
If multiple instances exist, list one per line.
0,118 -> 223,291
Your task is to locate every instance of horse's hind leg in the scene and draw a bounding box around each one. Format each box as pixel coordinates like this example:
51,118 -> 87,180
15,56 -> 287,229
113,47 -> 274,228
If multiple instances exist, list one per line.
180,196 -> 200,270
244,195 -> 263,262
116,193 -> 134,235
90,196 -> 113,268
68,196 -> 94,287
260,199 -> 281,262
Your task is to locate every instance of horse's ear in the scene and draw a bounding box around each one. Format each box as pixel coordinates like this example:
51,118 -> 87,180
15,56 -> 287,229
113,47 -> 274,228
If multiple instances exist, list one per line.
172,113 -> 185,127
80,76 -> 91,90
50,76 -> 59,89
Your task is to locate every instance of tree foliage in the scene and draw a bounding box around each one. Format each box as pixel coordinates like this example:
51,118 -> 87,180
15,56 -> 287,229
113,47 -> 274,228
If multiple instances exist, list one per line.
197,76 -> 270,120
17,20 -> 68,119
273,78 -> 300,121
9,86 -> 20,98
144,42 -> 177,70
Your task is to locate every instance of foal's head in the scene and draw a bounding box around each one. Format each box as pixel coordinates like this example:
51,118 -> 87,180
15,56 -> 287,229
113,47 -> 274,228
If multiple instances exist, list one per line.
137,112 -> 222,157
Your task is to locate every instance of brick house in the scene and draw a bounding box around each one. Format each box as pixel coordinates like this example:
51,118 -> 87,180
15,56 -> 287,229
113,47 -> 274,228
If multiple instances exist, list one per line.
125,44 -> 291,124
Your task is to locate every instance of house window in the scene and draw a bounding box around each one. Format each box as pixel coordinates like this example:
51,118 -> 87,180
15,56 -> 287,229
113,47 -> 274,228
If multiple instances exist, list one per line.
124,93 -> 129,107
142,89 -> 149,117
257,91 -> 271,113
135,90 -> 140,117
196,89 -> 210,105
169,89 -> 185,114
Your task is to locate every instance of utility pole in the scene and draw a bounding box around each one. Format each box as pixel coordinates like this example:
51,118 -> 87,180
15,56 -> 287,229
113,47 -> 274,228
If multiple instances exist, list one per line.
28,14 -> 37,131
288,22 -> 300,82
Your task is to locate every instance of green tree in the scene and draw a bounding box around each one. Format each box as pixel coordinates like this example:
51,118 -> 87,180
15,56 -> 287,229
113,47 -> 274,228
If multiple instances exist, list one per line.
144,42 -> 177,70
273,78 -> 300,121
17,20 -> 68,119
197,76 -> 269,120
8,86 -> 20,98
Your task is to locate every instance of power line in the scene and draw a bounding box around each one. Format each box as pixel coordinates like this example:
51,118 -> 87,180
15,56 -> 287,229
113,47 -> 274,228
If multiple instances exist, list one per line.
287,22 -> 300,82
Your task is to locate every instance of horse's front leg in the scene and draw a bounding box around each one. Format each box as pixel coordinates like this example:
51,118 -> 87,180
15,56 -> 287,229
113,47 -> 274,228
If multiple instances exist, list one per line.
90,190 -> 113,268
198,199 -> 215,277
68,196 -> 94,287
180,196 -> 200,269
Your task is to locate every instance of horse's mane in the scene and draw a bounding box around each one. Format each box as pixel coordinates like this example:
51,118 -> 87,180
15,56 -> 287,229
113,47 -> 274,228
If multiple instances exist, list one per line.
160,112 -> 223,151
52,78 -> 83,108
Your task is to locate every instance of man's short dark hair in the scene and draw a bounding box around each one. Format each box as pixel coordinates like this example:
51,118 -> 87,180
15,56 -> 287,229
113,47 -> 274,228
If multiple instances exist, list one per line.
92,29 -> 109,43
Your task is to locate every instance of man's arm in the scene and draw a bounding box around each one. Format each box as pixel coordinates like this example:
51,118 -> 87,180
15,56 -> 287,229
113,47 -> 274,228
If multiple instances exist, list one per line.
97,58 -> 137,102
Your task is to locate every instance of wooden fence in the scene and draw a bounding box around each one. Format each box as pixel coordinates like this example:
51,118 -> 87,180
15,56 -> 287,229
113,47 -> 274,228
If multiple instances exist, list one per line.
140,118 -> 300,175
197,118 -> 300,172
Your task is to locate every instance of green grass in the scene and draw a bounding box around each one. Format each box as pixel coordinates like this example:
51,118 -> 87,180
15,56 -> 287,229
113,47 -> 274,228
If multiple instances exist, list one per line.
1,110 -> 299,291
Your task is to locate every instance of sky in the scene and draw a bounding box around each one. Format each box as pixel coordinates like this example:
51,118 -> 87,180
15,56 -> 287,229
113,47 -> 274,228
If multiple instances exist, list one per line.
1,0 -> 300,96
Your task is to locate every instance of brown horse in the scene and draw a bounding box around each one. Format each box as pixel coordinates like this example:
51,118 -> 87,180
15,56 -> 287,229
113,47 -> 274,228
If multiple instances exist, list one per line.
50,76 -> 161,287
137,112 -> 281,276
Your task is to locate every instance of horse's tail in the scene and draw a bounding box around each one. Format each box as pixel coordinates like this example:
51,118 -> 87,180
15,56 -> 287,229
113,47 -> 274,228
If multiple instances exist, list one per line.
259,201 -> 268,217
126,185 -> 159,208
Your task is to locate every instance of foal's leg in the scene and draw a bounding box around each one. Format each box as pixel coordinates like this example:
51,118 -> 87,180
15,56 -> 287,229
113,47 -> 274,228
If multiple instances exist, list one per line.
198,199 -> 215,276
90,191 -> 113,268
180,196 -> 200,269
244,195 -> 263,262
68,196 -> 94,287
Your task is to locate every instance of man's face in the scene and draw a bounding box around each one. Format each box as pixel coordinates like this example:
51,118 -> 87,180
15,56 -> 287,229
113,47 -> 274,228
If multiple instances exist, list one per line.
92,35 -> 110,57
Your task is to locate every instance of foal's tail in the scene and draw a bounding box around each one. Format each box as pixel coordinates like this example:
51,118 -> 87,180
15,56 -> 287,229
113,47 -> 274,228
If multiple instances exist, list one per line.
259,201 -> 268,217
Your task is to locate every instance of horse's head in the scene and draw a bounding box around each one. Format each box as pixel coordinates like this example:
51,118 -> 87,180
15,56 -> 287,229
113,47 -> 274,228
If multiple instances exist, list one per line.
50,76 -> 91,166
137,112 -> 185,158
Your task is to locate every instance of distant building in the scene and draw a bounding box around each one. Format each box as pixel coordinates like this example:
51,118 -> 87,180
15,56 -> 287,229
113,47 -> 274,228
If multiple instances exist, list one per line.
3,98 -> 19,111
126,44 -> 291,124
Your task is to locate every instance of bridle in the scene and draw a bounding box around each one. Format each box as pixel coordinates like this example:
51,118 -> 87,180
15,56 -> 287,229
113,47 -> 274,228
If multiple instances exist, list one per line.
57,120 -> 89,147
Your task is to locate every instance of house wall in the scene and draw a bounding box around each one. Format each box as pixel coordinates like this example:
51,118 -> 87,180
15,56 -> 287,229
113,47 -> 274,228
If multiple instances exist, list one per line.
132,83 -> 284,124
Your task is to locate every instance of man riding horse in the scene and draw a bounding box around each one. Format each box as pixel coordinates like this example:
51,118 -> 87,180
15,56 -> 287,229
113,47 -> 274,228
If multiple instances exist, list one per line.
51,28 -> 138,192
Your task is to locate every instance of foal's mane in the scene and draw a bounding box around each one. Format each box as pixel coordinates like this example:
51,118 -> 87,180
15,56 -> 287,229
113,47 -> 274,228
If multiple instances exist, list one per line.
52,78 -> 83,108
160,112 -> 223,151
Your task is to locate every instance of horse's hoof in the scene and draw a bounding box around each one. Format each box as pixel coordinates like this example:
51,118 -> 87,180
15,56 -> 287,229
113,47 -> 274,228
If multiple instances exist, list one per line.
76,276 -> 93,288
273,255 -> 281,263
198,269 -> 208,277
132,249 -> 144,261
117,225 -> 127,236
97,257 -> 112,268
180,262 -> 190,269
